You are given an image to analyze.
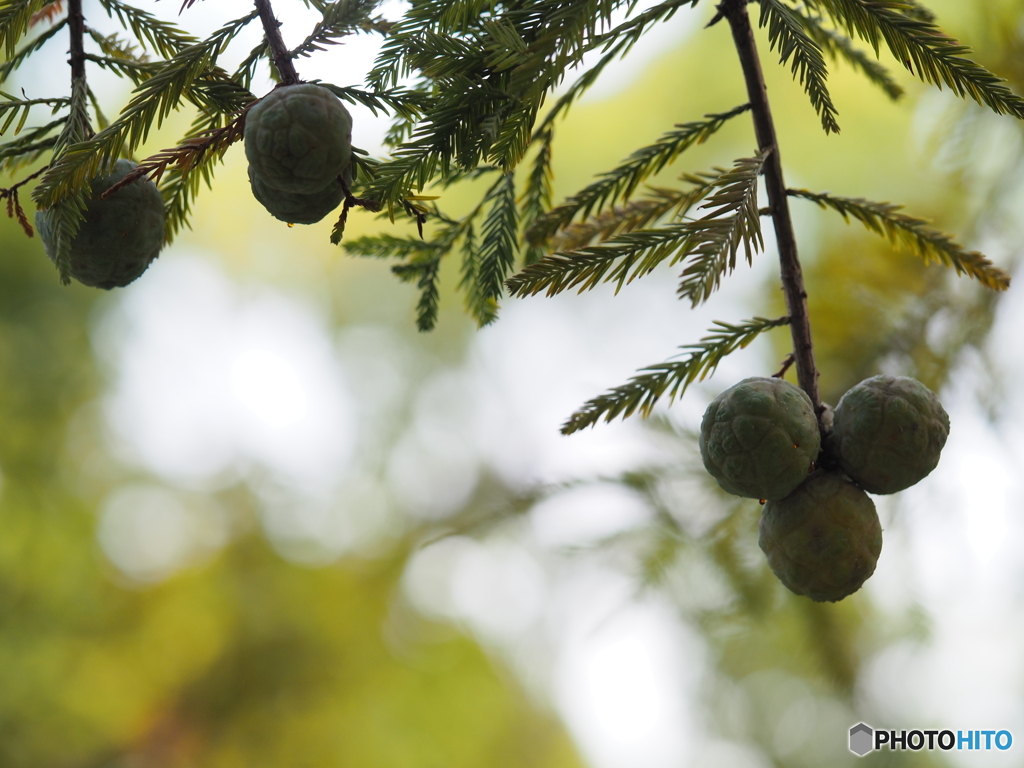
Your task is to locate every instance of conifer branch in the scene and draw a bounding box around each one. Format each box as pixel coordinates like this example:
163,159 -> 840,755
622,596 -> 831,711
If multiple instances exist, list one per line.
758,0 -> 840,133
549,185 -> 702,252
396,255 -> 442,332
591,0 -> 702,52
101,107 -> 248,198
0,0 -> 48,58
476,172 -> 519,323
561,316 -> 792,434
509,153 -> 766,303
255,0 -> 300,84
347,233 -> 447,330
508,224 -> 702,298
362,0 -> 709,217
152,110 -> 249,245
345,196 -> 488,330
317,82 -> 426,120
83,53 -> 156,84
510,174 -> 722,296
677,152 -> 767,305
0,120 -> 62,170
794,8 -> 903,100
369,0 -> 639,92
500,0 -> 699,130
527,104 -> 751,245
95,0 -> 196,58
288,0 -> 382,60
519,126 -> 553,265
234,37 -> 268,89
788,188 -> 1012,290
344,232 -> 447,261
532,32 -> 643,137
807,0 -> 1024,118
0,94 -> 69,133
85,26 -> 149,63
359,79 -> 518,213
0,17 -> 66,83
723,0 -> 822,420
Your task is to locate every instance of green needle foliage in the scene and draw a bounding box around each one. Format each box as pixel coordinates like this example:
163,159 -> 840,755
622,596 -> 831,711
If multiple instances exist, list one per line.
525,104 -> 752,245
561,316 -> 792,434
759,0 -> 840,133
508,152 -> 766,306
793,7 -> 904,100
788,188 -> 1012,289
806,0 -> 1024,117
0,0 -> 1017,424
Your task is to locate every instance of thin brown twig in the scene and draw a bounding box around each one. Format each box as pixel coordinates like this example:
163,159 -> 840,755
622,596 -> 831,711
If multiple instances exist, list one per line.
254,0 -> 300,85
772,353 -> 796,379
721,0 -> 824,430
67,0 -> 86,88
331,172 -> 384,244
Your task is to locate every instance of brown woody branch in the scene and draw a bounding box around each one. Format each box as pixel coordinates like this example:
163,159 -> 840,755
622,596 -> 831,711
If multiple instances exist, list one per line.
720,0 -> 824,427
254,0 -> 300,85
67,0 -> 86,89
772,353 -> 796,379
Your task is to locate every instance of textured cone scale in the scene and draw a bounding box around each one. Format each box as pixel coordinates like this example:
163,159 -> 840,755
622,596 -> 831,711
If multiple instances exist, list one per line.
248,165 -> 346,224
832,375 -> 949,494
36,159 -> 165,289
699,377 -> 821,501
759,472 -> 882,602
244,83 -> 352,194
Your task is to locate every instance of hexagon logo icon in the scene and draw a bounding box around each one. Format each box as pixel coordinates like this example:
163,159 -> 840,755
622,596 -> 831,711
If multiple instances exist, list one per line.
849,723 -> 874,757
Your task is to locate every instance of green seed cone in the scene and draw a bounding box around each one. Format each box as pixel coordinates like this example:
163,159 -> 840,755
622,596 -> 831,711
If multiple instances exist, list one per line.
244,83 -> 352,194
248,165 -> 346,225
699,377 -> 821,501
759,472 -> 882,602
35,159 -> 165,289
832,375 -> 949,494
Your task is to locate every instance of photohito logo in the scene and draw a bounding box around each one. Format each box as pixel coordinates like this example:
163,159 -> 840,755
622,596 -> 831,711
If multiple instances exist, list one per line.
848,723 -> 1013,757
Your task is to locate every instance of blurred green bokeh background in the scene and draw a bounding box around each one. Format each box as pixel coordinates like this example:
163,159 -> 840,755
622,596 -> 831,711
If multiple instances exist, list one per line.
2,1 -> 1024,766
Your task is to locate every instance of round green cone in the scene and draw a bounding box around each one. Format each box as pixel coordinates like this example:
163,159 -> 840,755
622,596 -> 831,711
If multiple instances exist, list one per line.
244,83 -> 352,194
699,377 -> 821,501
759,472 -> 882,602
248,165 -> 346,224
832,375 -> 949,494
36,159 -> 165,289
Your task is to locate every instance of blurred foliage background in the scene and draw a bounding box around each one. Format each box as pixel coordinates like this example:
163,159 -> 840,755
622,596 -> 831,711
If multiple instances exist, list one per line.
2,0 -> 1024,766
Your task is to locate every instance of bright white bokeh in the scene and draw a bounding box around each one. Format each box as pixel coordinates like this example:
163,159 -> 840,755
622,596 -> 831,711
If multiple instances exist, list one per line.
98,253 -> 355,494
404,536 -> 548,641
530,484 -> 652,549
551,568 -> 699,768
97,483 -> 229,583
